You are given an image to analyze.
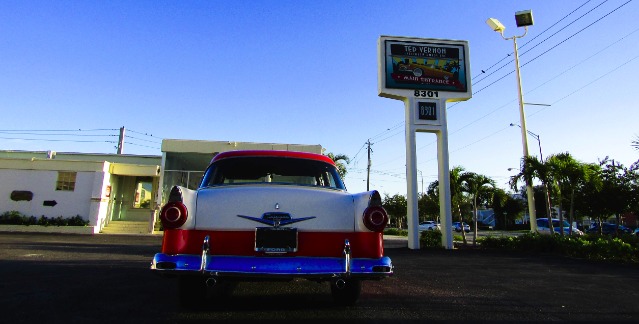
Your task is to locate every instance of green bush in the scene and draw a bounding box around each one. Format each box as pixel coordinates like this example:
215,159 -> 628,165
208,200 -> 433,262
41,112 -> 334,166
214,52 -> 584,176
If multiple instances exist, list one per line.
420,230 -> 443,249
384,228 -> 408,236
477,232 -> 639,264
0,211 -> 89,226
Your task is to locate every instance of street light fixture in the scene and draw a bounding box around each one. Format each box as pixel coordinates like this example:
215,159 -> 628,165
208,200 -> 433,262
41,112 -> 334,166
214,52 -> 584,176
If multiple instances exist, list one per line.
487,10 -> 537,232
510,123 -> 543,161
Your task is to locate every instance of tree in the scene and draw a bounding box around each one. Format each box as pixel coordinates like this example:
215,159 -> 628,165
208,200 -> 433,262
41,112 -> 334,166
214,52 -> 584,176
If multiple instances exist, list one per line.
547,153 -> 588,235
510,156 -> 554,234
326,153 -> 350,179
426,166 -> 471,244
382,193 -> 407,229
418,192 -> 439,222
461,172 -> 495,246
450,166 -> 469,245
492,188 -> 525,230
598,158 -> 636,233
574,163 -> 604,231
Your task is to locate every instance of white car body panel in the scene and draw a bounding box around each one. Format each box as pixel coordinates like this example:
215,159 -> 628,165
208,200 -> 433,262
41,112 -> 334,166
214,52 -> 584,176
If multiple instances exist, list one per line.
194,185 -> 357,232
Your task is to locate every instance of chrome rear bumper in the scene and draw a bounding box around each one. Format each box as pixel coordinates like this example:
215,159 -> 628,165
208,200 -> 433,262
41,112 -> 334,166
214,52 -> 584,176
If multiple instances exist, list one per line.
151,237 -> 393,280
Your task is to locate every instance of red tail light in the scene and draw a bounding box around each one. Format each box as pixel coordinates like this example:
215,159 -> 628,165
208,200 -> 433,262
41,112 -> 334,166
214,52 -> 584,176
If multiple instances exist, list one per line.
160,201 -> 188,229
363,206 -> 388,232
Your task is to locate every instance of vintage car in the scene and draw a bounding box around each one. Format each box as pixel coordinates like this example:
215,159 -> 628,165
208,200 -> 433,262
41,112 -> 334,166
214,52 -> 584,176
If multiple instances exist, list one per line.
396,60 -> 454,80
151,150 -> 393,307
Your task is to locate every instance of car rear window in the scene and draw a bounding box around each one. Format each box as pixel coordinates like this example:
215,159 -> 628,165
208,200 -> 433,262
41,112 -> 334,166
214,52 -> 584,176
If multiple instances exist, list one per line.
200,156 -> 345,190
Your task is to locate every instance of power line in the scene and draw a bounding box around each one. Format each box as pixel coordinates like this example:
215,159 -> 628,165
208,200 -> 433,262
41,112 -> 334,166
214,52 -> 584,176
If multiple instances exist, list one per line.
0,136 -> 117,144
472,0 -> 602,84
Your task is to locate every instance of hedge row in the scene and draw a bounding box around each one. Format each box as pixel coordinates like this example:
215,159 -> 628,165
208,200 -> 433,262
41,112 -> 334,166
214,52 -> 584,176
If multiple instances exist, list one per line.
478,233 -> 639,264
0,211 -> 89,226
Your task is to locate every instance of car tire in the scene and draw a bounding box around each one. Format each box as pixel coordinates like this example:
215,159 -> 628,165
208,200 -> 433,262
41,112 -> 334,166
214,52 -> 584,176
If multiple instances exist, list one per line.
330,279 -> 361,306
413,68 -> 423,77
178,276 -> 207,309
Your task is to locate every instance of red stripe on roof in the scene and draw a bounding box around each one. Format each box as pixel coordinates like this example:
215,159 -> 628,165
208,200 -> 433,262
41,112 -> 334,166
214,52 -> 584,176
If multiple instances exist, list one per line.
211,150 -> 335,165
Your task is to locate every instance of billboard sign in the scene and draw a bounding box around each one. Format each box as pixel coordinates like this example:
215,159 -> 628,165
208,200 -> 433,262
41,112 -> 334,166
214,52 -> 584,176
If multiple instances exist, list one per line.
378,36 -> 471,101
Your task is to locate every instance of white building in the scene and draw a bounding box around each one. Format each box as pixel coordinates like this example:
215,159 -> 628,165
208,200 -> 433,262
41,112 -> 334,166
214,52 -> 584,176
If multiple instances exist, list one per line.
0,140 -> 322,234
0,150 -> 161,234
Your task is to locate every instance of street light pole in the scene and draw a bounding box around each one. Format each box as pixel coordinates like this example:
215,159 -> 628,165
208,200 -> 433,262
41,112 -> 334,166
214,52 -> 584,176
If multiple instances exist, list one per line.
510,123 -> 543,161
487,10 -> 538,232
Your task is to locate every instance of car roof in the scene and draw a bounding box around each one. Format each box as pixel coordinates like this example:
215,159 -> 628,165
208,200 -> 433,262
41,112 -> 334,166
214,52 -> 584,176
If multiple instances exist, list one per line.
210,150 -> 336,165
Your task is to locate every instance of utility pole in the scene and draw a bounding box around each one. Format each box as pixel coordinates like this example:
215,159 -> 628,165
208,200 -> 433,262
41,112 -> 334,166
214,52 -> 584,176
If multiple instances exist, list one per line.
366,139 -> 372,191
117,126 -> 125,154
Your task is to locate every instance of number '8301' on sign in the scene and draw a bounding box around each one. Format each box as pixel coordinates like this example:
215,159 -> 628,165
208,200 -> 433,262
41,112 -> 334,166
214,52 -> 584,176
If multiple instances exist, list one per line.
414,90 -> 439,98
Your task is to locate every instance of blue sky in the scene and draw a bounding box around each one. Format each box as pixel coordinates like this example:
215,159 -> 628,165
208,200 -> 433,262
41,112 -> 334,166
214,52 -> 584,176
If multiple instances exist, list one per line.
2,0 -> 638,196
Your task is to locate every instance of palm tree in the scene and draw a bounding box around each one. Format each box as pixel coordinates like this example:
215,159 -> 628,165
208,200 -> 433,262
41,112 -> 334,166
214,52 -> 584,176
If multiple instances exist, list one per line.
326,153 -> 350,180
510,156 -> 554,234
461,172 -> 495,246
449,166 -> 469,245
547,153 -> 586,235
427,166 -> 469,245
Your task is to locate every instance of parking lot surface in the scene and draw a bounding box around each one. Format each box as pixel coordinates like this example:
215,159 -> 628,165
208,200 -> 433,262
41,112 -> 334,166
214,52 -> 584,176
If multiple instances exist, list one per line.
1,232 -> 638,323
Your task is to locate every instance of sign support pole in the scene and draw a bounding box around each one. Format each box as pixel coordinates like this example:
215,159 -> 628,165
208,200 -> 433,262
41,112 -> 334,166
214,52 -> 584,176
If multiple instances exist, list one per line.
436,99 -> 454,249
404,97 -> 419,249
405,97 -> 454,250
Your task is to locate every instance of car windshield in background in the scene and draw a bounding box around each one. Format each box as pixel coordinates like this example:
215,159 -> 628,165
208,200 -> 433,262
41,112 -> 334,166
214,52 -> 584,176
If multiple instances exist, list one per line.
201,157 -> 345,190
551,220 -> 570,227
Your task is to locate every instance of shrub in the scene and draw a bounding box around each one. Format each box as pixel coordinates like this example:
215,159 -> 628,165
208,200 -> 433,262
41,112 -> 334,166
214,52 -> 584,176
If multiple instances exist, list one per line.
384,228 -> 408,236
0,211 -> 88,226
420,230 -> 443,249
477,232 -> 639,264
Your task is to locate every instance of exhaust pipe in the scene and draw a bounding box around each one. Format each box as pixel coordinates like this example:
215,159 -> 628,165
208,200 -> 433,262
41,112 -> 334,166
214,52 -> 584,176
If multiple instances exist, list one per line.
335,279 -> 346,289
206,277 -> 217,287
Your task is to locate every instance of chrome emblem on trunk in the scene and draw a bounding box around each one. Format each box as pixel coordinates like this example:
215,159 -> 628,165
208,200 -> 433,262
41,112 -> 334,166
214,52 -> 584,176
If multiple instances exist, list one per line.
237,212 -> 315,228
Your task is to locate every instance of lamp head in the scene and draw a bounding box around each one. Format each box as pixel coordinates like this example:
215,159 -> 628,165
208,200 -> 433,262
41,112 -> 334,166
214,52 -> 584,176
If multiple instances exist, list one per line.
515,10 -> 534,27
486,18 -> 505,32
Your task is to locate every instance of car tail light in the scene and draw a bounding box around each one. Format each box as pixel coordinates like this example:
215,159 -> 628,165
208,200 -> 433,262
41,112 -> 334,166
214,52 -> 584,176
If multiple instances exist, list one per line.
363,206 -> 388,232
160,201 -> 188,229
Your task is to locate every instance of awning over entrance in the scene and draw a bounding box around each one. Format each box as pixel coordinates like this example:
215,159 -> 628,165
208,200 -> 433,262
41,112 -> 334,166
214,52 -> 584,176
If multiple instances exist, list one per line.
110,163 -> 160,177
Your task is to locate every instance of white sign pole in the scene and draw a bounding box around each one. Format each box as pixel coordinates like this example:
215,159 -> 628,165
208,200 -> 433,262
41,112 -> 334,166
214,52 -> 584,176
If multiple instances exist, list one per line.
435,99 -> 454,249
404,97 -> 420,249
405,98 -> 454,250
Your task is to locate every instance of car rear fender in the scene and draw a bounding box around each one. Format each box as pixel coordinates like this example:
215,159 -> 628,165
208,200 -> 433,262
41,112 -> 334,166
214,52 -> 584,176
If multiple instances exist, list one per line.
352,190 -> 386,232
162,186 -> 198,230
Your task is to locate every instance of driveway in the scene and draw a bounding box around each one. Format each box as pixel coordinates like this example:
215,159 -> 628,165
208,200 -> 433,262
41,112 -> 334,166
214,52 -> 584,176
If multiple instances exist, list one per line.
1,232 -> 637,322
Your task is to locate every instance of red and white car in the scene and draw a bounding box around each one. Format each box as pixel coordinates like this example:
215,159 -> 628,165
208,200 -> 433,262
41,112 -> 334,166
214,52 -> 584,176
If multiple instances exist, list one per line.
151,150 -> 393,307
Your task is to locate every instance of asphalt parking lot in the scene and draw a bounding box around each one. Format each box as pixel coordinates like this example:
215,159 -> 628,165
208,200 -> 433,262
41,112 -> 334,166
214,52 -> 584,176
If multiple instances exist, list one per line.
1,232 -> 638,323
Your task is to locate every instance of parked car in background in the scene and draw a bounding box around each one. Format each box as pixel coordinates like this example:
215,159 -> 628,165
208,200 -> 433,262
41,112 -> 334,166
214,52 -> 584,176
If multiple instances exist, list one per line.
587,223 -> 633,235
537,218 -> 584,236
151,150 -> 393,307
634,228 -> 639,236
452,221 -> 470,233
418,221 -> 440,231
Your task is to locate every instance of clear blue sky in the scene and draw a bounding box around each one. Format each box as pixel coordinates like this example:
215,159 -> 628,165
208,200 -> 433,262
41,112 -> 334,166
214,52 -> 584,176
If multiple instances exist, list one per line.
2,1 -> 638,196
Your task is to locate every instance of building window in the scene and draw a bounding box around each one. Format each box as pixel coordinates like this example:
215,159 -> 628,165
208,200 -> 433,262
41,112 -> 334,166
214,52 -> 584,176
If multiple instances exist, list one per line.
56,172 -> 77,191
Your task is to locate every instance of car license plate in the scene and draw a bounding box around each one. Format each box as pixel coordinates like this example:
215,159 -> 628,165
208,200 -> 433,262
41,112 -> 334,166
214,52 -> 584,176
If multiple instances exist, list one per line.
255,227 -> 298,253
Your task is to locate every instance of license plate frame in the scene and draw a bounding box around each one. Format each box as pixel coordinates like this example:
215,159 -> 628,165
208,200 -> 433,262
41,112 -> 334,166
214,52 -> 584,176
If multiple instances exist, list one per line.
255,227 -> 298,253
